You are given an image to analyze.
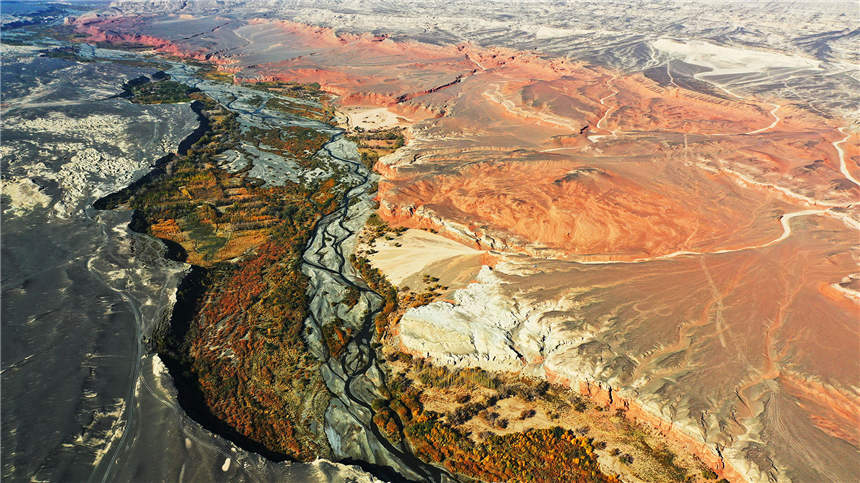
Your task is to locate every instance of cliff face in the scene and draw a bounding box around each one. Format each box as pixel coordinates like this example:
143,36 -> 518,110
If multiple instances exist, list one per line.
77,12 -> 860,483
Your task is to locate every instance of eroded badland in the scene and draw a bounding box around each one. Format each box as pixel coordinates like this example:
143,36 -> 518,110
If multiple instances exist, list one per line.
72,10 -> 860,483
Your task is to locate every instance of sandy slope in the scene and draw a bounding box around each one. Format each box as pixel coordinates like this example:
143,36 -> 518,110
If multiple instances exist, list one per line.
364,228 -> 482,286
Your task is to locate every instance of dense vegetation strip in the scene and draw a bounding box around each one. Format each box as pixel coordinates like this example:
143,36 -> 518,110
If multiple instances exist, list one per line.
100,77 -> 339,460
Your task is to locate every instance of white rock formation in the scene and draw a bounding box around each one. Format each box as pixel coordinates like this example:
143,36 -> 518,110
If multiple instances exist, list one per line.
399,265 -> 529,371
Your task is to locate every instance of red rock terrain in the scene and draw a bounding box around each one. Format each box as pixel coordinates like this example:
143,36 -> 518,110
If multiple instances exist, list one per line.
75,14 -> 860,482
138,19 -> 853,261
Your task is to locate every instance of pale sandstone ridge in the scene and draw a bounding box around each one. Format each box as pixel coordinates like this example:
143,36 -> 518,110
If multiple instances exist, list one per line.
399,266 -> 526,371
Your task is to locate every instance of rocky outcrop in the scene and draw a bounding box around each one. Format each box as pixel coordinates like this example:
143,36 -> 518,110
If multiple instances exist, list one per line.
396,262 -> 748,481
399,266 -> 527,371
